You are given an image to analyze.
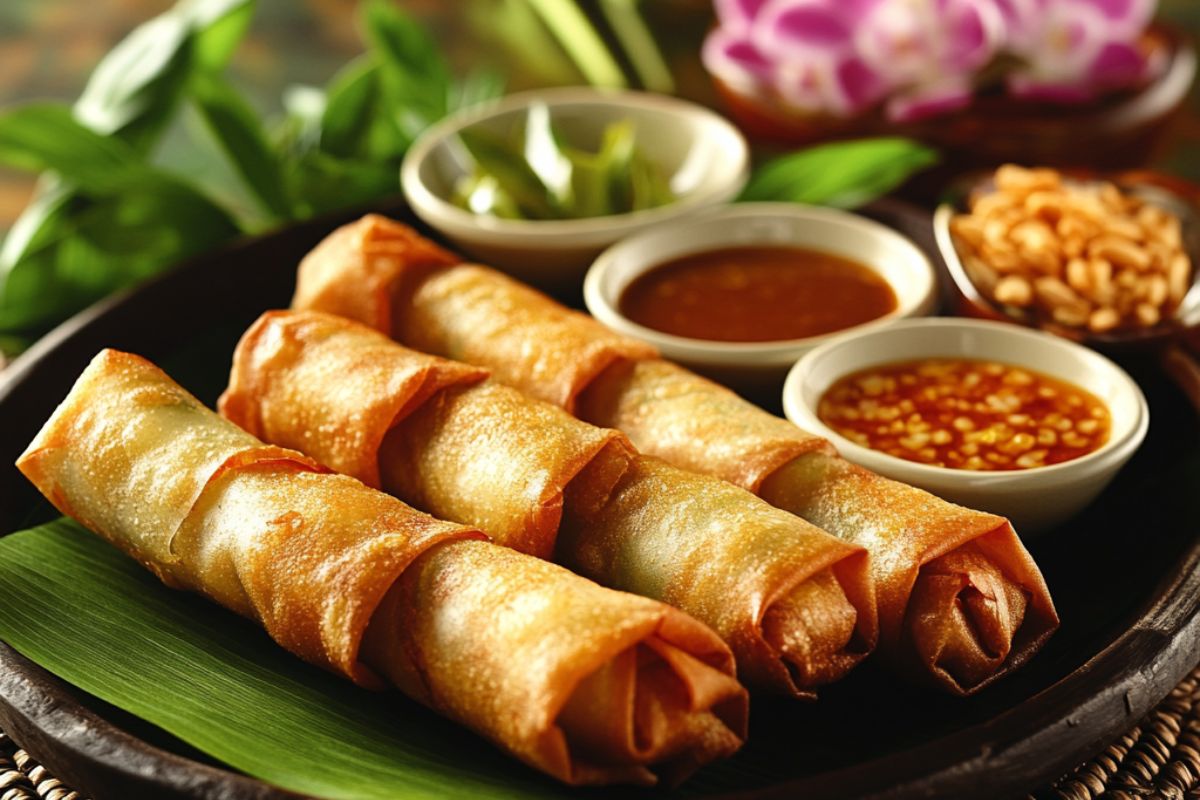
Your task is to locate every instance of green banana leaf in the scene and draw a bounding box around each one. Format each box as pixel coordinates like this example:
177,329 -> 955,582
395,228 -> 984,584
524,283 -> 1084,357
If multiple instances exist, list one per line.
0,520 -> 781,799
0,520 -> 566,800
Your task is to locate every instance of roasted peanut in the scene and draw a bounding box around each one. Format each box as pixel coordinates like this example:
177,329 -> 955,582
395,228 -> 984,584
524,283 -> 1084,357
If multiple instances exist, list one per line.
994,276 -> 1033,306
950,164 -> 1191,333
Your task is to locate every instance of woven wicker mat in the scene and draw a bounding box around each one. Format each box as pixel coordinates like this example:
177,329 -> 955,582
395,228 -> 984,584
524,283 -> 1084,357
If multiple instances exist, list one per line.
3,666 -> 1200,800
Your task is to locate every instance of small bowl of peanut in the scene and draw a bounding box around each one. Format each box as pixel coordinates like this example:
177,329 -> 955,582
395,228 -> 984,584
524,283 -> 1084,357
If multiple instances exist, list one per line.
783,318 -> 1149,532
934,165 -> 1200,347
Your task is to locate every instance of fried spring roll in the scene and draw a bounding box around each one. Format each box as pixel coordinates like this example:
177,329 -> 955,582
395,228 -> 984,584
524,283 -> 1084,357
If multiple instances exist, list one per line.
17,350 -> 747,786
221,311 -> 877,698
586,359 -> 1059,693
291,214 -> 655,413
291,216 -> 1059,694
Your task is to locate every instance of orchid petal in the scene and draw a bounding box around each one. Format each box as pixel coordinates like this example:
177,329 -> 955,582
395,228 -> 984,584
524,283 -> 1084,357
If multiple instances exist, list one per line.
715,0 -> 771,28
1084,0 -> 1156,32
837,56 -> 889,110
943,1 -> 1006,71
1088,40 -> 1150,85
773,53 -> 853,114
702,28 -> 775,89
756,0 -> 854,53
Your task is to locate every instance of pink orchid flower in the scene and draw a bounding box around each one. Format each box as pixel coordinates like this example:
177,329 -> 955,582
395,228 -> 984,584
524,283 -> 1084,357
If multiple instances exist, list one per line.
1004,0 -> 1159,102
854,0 -> 1006,121
702,0 -> 1160,122
704,0 -> 891,116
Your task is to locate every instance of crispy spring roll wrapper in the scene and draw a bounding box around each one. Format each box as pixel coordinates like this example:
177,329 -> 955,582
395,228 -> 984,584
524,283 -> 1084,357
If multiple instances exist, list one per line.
291,217 -> 1058,695
294,215 -> 657,413
17,349 -> 748,786
560,456 -> 876,694
221,310 -> 878,697
364,539 -> 748,786
585,360 -> 1059,694
221,310 -> 621,560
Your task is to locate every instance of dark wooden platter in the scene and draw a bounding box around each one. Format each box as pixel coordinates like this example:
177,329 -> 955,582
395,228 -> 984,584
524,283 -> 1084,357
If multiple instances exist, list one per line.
0,199 -> 1198,800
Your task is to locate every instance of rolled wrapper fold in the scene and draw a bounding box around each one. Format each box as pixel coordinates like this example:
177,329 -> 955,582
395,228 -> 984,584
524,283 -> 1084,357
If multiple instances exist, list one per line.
578,358 -> 834,492
586,360 -> 1059,693
221,310 -> 878,697
295,215 -> 658,413
216,308 -> 489,500
290,213 -> 461,333
17,349 -> 749,786
289,216 -> 1059,695
560,457 -> 875,694
759,455 -> 1057,694
364,539 -> 748,786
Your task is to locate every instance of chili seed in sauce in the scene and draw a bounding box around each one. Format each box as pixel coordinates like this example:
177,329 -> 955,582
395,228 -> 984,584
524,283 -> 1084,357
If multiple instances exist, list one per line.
818,358 -> 1111,470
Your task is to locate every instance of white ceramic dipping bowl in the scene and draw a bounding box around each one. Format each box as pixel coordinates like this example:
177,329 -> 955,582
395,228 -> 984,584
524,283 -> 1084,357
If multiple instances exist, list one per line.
401,87 -> 749,291
783,318 -> 1149,532
584,202 -> 937,390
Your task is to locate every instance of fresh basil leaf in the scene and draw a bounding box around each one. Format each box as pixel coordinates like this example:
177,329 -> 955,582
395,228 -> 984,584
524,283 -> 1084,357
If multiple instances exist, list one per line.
0,176 -> 240,333
320,56 -> 387,159
0,176 -> 76,277
189,72 -> 293,220
363,0 -> 450,143
0,122 -> 240,334
73,0 -> 255,154
285,151 -> 401,218
73,15 -> 194,153
739,137 -> 939,208
0,105 -> 143,193
279,84 -> 326,155
185,0 -> 256,70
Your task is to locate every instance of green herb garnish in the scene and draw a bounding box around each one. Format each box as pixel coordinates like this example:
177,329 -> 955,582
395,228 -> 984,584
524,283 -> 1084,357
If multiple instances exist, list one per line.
0,0 -> 503,353
739,137 -> 939,209
452,102 -> 674,221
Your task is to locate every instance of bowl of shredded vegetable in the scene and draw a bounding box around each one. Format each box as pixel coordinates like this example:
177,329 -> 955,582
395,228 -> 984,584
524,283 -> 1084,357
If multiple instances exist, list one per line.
401,86 -> 749,289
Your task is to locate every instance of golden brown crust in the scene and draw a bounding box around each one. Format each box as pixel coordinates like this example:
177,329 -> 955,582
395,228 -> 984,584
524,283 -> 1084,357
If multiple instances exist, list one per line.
760,453 -> 1058,694
364,539 -> 747,785
15,350 -> 322,576
221,313 -> 876,696
381,380 -> 635,559
221,311 -> 633,560
560,456 -> 877,697
291,214 -> 459,332
17,350 -> 479,685
578,359 -> 834,492
18,349 -> 749,786
219,310 -> 487,489
287,216 -> 1058,694
395,264 -> 657,413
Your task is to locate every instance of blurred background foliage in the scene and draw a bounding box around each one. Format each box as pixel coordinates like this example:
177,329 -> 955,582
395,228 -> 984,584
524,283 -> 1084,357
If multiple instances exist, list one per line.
1,0 -> 1190,229
0,0 -> 1194,361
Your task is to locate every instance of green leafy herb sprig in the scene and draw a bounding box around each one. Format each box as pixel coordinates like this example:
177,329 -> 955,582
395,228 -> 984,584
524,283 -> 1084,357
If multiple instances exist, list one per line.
739,138 -> 940,208
0,0 -> 938,358
0,0 -> 501,348
453,102 -> 674,220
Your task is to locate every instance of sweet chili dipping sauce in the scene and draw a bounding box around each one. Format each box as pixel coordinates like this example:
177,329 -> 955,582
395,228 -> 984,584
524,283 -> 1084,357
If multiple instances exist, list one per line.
818,359 -> 1111,471
618,246 -> 898,342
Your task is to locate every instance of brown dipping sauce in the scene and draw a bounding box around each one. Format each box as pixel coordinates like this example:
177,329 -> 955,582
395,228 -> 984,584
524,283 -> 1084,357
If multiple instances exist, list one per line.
618,246 -> 898,342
